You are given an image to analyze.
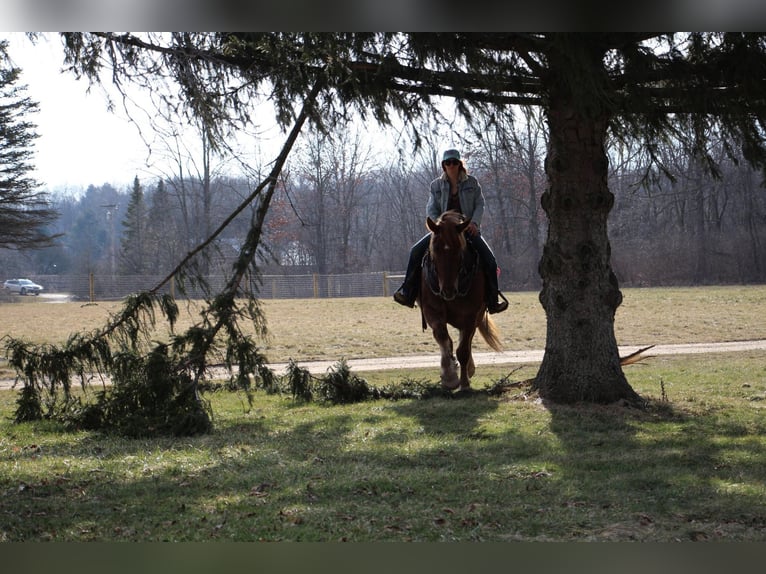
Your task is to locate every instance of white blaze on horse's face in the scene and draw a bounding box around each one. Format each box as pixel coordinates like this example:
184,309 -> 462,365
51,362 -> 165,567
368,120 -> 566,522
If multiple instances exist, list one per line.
427,213 -> 471,301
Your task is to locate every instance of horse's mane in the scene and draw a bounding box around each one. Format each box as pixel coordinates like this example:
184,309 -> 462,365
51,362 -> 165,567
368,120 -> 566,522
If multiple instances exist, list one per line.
437,210 -> 466,225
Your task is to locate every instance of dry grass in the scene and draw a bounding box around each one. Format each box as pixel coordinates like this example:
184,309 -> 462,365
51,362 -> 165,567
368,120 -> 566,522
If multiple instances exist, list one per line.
1,285 -> 765,368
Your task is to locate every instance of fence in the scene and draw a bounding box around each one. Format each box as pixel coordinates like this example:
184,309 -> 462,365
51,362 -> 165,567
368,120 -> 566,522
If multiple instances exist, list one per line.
27,272 -> 407,302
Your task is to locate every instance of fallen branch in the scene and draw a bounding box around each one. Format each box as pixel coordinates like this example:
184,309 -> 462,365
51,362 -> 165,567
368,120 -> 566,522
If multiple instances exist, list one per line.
619,345 -> 655,366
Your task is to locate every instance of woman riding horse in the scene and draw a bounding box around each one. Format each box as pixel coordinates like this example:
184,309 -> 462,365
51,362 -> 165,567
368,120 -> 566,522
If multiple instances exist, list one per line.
418,210 -> 504,390
394,148 -> 508,314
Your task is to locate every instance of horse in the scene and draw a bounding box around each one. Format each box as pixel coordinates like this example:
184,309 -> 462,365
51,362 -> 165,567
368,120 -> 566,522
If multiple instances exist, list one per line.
417,210 -> 503,391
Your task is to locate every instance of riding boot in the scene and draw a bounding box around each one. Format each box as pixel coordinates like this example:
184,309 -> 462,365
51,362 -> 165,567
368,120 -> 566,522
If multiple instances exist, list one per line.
469,234 -> 508,314
393,268 -> 419,307
394,234 -> 429,308
485,268 -> 509,314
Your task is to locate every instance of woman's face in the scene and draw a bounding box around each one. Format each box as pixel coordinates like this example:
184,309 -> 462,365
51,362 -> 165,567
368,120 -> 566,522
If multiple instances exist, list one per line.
443,158 -> 460,174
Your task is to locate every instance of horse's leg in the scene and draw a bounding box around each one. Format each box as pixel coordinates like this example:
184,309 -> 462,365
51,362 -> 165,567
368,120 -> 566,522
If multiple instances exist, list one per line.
456,327 -> 477,390
432,323 -> 459,390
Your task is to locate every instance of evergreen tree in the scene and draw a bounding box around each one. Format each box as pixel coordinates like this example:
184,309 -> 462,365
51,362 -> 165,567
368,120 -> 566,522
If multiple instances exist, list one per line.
41,33 -> 766,406
145,178 -> 177,273
0,40 -> 58,250
119,176 -> 146,274
67,208 -> 108,274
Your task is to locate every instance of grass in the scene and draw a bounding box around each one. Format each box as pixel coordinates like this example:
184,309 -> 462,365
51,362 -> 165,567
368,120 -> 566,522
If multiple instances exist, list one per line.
2,284 -> 766,364
1,285 -> 766,540
2,352 -> 766,541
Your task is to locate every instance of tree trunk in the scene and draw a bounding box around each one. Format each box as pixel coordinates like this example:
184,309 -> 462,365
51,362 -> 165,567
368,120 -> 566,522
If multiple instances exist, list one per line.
533,43 -> 641,404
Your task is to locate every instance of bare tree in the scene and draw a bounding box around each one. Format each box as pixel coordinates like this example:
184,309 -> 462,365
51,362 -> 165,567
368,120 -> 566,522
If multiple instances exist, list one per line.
471,107 -> 547,289
284,126 -> 377,274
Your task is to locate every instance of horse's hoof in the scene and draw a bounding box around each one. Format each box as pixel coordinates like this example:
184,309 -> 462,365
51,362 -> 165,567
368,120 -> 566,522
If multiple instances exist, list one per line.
441,377 -> 460,391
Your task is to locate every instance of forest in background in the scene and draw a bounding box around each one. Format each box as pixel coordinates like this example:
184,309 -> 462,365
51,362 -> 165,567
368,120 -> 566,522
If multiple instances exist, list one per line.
2,109 -> 765,292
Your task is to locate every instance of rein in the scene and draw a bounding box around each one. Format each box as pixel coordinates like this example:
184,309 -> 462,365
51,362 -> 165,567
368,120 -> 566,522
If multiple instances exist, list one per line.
423,240 -> 478,300
423,210 -> 479,301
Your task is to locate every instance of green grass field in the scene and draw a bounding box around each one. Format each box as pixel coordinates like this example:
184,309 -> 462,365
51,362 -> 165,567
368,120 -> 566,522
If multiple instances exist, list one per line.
1,286 -> 766,541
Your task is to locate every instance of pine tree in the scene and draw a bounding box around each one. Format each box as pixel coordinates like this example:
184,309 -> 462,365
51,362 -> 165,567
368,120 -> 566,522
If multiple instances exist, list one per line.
119,176 -> 146,274
42,33 -> 766,406
0,40 -> 58,250
145,178 -> 176,274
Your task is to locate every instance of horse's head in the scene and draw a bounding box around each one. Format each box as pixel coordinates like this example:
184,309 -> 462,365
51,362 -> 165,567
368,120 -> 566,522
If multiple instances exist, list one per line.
426,210 -> 471,301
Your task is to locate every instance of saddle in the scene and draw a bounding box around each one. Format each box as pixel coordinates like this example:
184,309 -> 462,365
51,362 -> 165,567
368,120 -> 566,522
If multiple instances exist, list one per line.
422,244 -> 480,298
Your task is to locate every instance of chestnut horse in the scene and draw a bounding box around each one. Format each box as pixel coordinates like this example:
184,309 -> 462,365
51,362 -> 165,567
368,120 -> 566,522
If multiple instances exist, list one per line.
418,210 -> 503,390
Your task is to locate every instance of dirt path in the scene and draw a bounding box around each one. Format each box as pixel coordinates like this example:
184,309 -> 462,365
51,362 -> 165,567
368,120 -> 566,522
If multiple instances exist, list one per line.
267,340 -> 766,375
3,340 -> 764,389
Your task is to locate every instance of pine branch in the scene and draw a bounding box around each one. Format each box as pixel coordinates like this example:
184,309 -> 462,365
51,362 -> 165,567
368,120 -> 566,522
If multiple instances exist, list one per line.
3,73 -> 326,435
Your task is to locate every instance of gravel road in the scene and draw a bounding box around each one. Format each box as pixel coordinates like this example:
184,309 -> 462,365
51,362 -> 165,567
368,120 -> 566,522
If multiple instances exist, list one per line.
2,340 -> 765,389
266,340 -> 766,375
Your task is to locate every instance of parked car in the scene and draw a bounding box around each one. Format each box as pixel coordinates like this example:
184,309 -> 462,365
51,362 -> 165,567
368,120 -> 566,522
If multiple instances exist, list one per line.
3,278 -> 44,296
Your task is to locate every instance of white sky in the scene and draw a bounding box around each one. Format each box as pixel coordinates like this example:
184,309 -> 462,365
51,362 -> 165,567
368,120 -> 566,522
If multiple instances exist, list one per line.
4,33 -> 160,192
3,33 -> 400,196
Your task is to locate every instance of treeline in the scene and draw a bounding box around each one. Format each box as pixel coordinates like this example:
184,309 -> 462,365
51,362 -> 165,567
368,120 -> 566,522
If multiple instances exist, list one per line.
3,114 -> 766,290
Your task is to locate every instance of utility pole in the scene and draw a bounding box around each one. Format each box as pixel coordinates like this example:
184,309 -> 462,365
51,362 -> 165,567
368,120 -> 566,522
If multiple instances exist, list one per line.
102,204 -> 118,276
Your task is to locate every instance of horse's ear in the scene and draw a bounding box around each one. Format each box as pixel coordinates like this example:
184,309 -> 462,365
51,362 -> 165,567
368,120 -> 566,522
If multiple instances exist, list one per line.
426,217 -> 439,233
456,218 -> 472,234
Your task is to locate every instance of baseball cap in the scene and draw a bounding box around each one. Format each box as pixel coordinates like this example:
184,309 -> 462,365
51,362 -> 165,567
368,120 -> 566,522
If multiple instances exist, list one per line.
442,149 -> 461,162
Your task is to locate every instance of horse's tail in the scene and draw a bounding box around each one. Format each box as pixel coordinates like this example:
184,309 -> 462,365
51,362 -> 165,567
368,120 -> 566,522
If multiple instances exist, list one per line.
477,311 -> 503,352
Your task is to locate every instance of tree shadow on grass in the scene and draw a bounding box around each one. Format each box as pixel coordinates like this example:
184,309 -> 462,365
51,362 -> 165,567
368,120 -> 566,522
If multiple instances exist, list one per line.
1,392 -> 539,541
388,389 -> 500,437
545,397 -> 766,540
6,384 -> 766,541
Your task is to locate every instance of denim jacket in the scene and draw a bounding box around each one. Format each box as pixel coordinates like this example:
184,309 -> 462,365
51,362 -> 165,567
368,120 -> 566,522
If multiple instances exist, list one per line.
426,172 -> 485,229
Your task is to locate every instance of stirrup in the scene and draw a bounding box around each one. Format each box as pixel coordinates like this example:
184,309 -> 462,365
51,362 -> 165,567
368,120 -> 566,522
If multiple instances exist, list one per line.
394,290 -> 415,308
488,291 -> 509,314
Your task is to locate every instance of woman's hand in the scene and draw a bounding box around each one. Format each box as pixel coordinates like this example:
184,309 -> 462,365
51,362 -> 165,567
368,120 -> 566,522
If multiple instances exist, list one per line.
466,222 -> 479,237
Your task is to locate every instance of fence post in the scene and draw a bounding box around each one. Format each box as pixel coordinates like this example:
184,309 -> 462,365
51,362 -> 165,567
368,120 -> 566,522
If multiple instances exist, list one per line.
89,273 -> 95,302
313,273 -> 319,298
383,271 -> 389,297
